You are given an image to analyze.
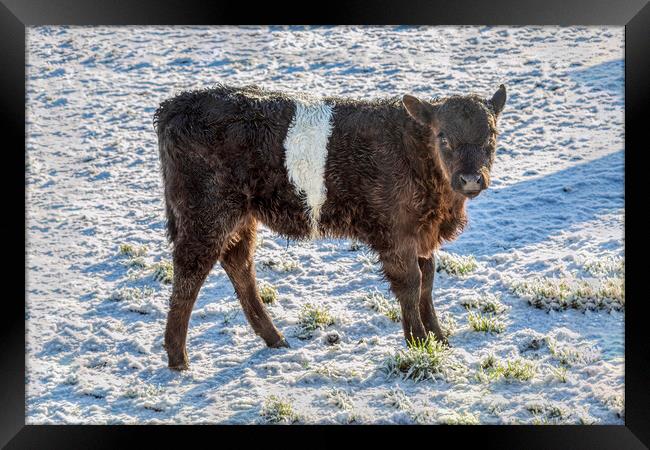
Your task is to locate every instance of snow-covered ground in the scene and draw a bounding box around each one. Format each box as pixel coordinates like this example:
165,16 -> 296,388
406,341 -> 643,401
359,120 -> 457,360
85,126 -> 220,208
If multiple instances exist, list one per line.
26,26 -> 624,424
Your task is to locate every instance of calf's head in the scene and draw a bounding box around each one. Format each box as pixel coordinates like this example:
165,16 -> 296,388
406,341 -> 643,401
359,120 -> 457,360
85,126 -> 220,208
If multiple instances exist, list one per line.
402,85 -> 506,199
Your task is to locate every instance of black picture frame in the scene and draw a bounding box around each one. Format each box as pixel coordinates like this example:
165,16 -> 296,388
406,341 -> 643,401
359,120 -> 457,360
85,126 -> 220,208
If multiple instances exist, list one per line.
3,0 -> 648,448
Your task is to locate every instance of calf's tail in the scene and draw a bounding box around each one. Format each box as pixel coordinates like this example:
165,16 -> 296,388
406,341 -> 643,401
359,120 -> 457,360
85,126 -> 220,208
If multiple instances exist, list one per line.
156,121 -> 179,244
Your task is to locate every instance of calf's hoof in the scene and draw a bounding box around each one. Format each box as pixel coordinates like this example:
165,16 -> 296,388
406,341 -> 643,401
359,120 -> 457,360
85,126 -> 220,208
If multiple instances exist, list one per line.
267,336 -> 291,349
167,350 -> 189,371
169,361 -> 189,371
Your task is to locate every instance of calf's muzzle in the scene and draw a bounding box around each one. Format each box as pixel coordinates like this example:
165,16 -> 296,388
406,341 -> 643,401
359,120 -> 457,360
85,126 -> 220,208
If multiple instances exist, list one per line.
453,172 -> 486,198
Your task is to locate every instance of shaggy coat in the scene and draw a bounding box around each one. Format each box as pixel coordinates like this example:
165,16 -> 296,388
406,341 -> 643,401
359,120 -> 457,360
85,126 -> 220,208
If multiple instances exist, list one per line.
154,83 -> 506,370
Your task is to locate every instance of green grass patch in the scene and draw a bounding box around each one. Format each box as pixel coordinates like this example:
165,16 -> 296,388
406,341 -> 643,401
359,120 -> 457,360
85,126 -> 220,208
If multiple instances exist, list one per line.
436,251 -> 478,276
363,290 -> 401,322
296,303 -> 334,339
119,243 -> 148,258
597,277 -> 625,307
409,409 -> 436,424
259,282 -> 278,304
127,257 -> 147,269
384,387 -> 413,411
439,313 -> 458,338
478,356 -> 536,382
326,388 -> 353,410
547,337 -> 599,367
260,258 -> 301,272
603,394 -> 625,419
297,362 -> 360,383
260,395 -> 299,424
383,334 -> 459,382
548,366 -> 568,383
467,311 -> 506,333
510,276 -> 624,311
480,353 -> 497,370
118,244 -> 149,269
123,383 -> 164,400
108,286 -> 153,303
580,255 -> 624,277
151,260 -> 173,284
108,287 -> 160,314
461,292 -> 507,314
439,411 -> 480,425
526,401 -> 569,423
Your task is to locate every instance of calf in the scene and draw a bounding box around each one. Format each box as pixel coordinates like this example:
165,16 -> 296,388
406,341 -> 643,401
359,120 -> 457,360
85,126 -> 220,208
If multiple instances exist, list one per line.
154,83 -> 506,370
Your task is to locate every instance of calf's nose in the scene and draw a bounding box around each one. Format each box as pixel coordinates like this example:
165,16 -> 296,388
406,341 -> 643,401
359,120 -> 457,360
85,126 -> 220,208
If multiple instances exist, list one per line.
459,173 -> 482,191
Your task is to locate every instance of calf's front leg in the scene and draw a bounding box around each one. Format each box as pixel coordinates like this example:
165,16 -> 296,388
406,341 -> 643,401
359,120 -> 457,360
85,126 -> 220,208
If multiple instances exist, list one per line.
418,255 -> 447,344
379,249 -> 428,345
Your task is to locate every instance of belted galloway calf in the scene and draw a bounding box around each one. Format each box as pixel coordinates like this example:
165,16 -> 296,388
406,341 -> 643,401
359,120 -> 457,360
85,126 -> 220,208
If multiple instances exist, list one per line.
154,83 -> 506,370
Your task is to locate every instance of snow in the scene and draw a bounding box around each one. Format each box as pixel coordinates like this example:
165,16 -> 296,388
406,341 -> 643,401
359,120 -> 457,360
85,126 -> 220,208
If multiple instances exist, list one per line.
26,25 -> 624,424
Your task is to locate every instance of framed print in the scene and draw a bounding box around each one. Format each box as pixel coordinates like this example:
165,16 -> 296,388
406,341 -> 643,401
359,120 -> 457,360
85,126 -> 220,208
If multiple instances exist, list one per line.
3,0 -> 648,447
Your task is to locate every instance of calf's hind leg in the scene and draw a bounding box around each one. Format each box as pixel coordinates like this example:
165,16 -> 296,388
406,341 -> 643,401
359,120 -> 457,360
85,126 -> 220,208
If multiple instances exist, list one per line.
220,218 -> 288,348
165,233 -> 221,370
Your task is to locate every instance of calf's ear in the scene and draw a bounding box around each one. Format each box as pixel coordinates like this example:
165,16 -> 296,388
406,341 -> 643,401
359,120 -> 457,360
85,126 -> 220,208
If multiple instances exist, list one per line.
402,94 -> 435,126
490,84 -> 507,117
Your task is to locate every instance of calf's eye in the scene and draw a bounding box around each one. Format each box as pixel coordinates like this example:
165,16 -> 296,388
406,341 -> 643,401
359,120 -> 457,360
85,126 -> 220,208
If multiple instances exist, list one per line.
437,132 -> 449,146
